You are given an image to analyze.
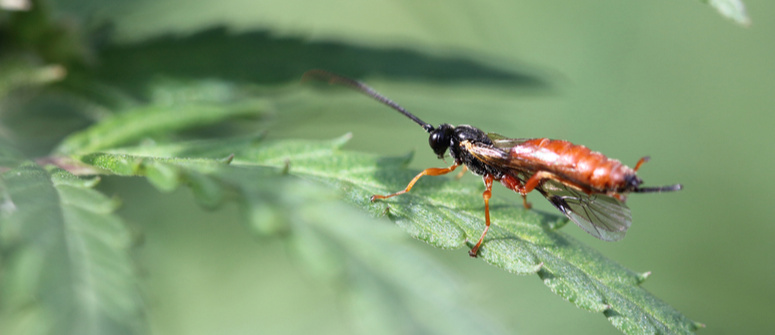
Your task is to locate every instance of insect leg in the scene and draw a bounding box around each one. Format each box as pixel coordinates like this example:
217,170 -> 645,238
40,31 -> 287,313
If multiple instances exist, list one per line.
633,156 -> 650,172
469,174 -> 494,258
521,171 -> 556,195
370,162 -> 459,202
455,165 -> 468,180
500,174 -> 531,209
523,171 -> 593,195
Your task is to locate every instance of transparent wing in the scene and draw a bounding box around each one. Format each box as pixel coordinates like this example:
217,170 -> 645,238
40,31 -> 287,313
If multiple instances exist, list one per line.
538,180 -> 632,241
486,133 -> 530,150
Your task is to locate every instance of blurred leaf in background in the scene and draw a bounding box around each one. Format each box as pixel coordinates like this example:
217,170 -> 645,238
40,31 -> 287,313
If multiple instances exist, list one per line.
702,0 -> 750,25
0,164 -> 143,335
2,0 -> 774,335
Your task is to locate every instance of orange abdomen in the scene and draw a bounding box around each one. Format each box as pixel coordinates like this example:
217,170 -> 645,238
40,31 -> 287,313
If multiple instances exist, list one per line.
510,138 -> 634,191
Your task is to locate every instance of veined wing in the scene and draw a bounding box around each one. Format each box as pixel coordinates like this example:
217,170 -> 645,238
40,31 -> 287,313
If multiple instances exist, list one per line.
464,138 -> 532,174
538,180 -> 632,241
486,133 -> 530,151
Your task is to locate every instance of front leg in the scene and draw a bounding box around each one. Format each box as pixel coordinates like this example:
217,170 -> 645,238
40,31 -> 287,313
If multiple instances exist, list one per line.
469,174 -> 494,258
370,162 -> 459,202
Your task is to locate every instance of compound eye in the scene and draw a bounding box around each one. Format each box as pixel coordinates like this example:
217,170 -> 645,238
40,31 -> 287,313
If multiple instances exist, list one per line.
429,132 -> 439,145
429,131 -> 448,158
429,132 -> 443,148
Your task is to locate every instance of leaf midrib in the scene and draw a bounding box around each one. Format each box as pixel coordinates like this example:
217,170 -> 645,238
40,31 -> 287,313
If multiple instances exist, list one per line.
60,203 -> 101,334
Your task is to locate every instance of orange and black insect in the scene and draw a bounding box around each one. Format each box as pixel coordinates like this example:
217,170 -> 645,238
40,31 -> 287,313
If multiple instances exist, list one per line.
303,70 -> 682,257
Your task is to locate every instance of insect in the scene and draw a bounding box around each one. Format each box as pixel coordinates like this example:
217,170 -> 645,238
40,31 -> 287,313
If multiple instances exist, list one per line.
302,70 -> 682,257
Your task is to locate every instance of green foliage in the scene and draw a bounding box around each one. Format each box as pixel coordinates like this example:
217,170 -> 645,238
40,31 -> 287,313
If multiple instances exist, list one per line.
66,140 -> 509,335
6,0 -> 756,334
68,130 -> 701,334
54,99 -> 271,155
0,163 -> 143,335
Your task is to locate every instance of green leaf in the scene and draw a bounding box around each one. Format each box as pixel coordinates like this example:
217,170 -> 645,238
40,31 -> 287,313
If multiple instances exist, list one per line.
69,143 -> 508,335
0,163 -> 143,335
61,26 -> 546,101
700,0 -> 751,25
54,99 -> 271,155
260,180 -> 508,335
73,135 -> 701,334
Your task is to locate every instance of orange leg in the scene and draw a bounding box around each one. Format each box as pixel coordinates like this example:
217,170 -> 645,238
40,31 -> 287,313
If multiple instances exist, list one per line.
522,171 -> 594,194
469,174 -> 494,258
455,165 -> 468,180
522,171 -> 556,195
634,156 -> 650,172
370,162 -> 459,202
500,174 -> 531,209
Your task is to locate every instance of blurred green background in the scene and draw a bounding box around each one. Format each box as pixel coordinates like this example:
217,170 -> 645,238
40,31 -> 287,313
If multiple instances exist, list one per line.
3,0 -> 774,334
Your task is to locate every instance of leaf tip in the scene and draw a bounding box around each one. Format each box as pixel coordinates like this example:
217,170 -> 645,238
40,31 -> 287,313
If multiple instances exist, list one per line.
589,302 -> 613,313
637,271 -> 652,285
692,321 -> 706,330
220,154 -> 235,164
82,176 -> 102,189
331,133 -> 353,148
380,205 -> 391,217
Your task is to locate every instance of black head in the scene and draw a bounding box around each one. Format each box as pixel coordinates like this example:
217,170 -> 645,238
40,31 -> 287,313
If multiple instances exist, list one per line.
429,124 -> 454,159
623,174 -> 643,192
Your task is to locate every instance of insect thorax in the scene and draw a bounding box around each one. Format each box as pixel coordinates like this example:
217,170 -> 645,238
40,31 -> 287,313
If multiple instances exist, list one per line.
449,125 -> 505,179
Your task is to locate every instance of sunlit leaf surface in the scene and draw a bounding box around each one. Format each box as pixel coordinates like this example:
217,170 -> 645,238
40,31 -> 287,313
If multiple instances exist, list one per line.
69,146 -> 508,335
74,135 -> 702,334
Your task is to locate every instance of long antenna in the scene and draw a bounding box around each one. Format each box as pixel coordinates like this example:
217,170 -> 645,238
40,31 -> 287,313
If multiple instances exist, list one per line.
634,184 -> 683,193
302,70 -> 435,133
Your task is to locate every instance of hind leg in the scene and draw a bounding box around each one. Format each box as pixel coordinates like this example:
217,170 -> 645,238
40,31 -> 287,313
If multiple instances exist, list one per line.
455,165 -> 468,180
500,174 -> 531,209
634,156 -> 650,172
